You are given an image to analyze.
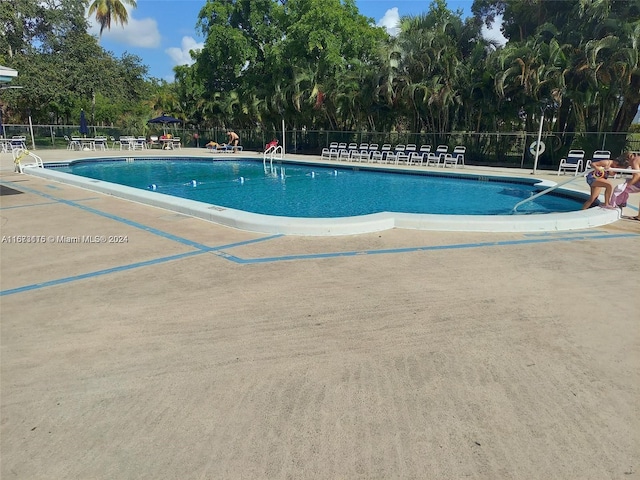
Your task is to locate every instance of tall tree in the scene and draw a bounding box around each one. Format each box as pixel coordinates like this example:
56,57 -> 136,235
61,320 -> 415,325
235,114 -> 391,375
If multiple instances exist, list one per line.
474,0 -> 640,137
88,0 -> 137,36
0,0 -> 88,57
396,0 -> 488,134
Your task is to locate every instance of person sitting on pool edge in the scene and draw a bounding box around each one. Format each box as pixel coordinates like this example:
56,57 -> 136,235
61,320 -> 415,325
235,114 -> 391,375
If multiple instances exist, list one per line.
581,154 -> 629,210
227,130 -> 240,153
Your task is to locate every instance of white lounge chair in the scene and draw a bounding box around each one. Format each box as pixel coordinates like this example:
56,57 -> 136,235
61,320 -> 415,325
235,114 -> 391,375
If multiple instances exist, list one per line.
370,144 -> 387,163
385,145 -> 401,165
443,145 -> 466,168
221,143 -> 242,153
65,135 -> 81,151
117,136 -> 135,150
366,144 -> 379,162
333,143 -> 347,160
377,144 -> 393,163
132,137 -> 147,150
94,136 -> 108,151
321,142 -> 339,160
344,143 -> 358,160
558,149 -> 585,175
339,143 -> 354,160
426,145 -> 448,166
345,143 -> 359,161
394,145 -> 409,164
10,136 -> 27,150
584,150 -> 611,171
409,145 -> 431,165
402,144 -> 417,164
148,135 -> 160,148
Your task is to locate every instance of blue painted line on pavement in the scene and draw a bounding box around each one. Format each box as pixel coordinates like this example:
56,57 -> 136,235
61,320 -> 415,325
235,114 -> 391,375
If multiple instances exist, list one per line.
3,231 -> 636,296
523,230 -> 606,237
0,236 -> 285,297
0,200 -> 61,210
0,179 -> 282,251
0,197 -> 101,210
2,179 -> 638,296
205,232 -> 640,265
0,250 -> 205,296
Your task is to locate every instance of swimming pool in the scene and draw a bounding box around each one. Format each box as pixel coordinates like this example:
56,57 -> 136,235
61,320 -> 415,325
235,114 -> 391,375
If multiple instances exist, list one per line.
54,159 -> 582,216
29,156 -> 618,235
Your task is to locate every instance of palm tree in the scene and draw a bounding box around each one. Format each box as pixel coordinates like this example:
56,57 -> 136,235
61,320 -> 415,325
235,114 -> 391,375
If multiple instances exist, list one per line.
88,0 -> 137,36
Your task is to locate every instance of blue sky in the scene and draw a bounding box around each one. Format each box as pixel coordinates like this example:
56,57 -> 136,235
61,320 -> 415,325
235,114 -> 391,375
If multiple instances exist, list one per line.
90,0 -> 506,82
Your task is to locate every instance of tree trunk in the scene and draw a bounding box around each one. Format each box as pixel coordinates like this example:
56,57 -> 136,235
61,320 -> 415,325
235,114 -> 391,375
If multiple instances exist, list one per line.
612,99 -> 640,133
612,73 -> 640,133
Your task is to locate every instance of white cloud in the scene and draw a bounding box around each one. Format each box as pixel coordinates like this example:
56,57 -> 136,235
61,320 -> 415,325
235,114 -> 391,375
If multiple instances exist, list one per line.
376,8 -> 508,46
481,14 -> 508,47
165,36 -> 204,67
87,9 -> 161,48
377,8 -> 401,37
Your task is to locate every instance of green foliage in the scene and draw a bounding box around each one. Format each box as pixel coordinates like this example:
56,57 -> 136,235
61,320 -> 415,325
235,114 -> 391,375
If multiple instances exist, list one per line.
1,0 -> 88,57
2,0 -> 638,143
88,0 -> 138,36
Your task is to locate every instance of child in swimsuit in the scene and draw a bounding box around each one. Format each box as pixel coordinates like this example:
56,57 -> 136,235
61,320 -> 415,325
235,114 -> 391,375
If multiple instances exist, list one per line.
582,156 -> 629,209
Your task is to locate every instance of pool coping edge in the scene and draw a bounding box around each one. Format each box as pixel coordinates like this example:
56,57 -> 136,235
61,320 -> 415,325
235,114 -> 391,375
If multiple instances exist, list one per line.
23,164 -> 620,236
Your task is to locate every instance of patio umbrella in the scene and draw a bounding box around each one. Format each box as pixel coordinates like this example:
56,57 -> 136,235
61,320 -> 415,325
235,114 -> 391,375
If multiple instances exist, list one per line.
79,110 -> 89,136
147,113 -> 181,135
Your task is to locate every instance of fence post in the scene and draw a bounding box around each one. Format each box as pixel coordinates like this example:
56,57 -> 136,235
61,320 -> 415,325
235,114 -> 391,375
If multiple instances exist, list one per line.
533,113 -> 544,174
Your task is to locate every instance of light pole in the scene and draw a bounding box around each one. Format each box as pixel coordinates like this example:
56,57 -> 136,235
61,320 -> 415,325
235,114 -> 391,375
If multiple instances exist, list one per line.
532,110 -> 544,174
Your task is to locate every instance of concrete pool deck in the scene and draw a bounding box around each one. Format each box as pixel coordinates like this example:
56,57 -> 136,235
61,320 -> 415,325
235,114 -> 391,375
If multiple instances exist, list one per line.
1,147 -> 639,479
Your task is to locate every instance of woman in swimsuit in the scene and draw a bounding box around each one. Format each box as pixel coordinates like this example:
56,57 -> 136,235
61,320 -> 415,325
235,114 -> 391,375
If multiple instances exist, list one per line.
609,152 -> 640,219
582,156 -> 629,209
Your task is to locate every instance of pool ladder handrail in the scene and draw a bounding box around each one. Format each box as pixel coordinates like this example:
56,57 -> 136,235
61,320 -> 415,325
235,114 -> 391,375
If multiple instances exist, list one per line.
13,147 -> 44,173
263,144 -> 284,169
512,170 -> 588,212
512,167 -> 640,213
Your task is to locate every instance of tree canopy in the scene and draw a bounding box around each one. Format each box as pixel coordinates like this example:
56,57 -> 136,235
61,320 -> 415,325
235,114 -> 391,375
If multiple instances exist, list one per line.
1,0 -> 638,145
184,0 -> 639,138
1,0 -> 151,126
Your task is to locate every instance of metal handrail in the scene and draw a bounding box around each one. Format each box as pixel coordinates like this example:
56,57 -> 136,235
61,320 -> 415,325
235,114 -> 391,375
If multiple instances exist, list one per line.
512,171 -> 589,213
263,145 -> 284,168
12,148 -> 44,173
512,167 -> 640,213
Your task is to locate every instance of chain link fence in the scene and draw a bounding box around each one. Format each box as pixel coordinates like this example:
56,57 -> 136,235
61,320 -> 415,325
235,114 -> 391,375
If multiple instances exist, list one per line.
3,123 -> 638,171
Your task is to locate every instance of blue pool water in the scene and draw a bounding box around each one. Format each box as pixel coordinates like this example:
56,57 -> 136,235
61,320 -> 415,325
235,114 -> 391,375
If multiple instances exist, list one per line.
55,159 -> 584,217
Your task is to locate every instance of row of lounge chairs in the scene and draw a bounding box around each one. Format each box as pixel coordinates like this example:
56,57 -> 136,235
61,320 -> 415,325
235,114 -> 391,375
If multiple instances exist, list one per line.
1,136 -> 27,153
558,149 -> 640,178
558,149 -> 610,176
320,143 -> 466,167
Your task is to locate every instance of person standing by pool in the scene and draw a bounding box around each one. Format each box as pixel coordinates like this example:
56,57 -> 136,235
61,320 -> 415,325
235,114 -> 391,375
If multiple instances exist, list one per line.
608,152 -> 640,219
227,130 -> 240,153
581,155 -> 629,210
